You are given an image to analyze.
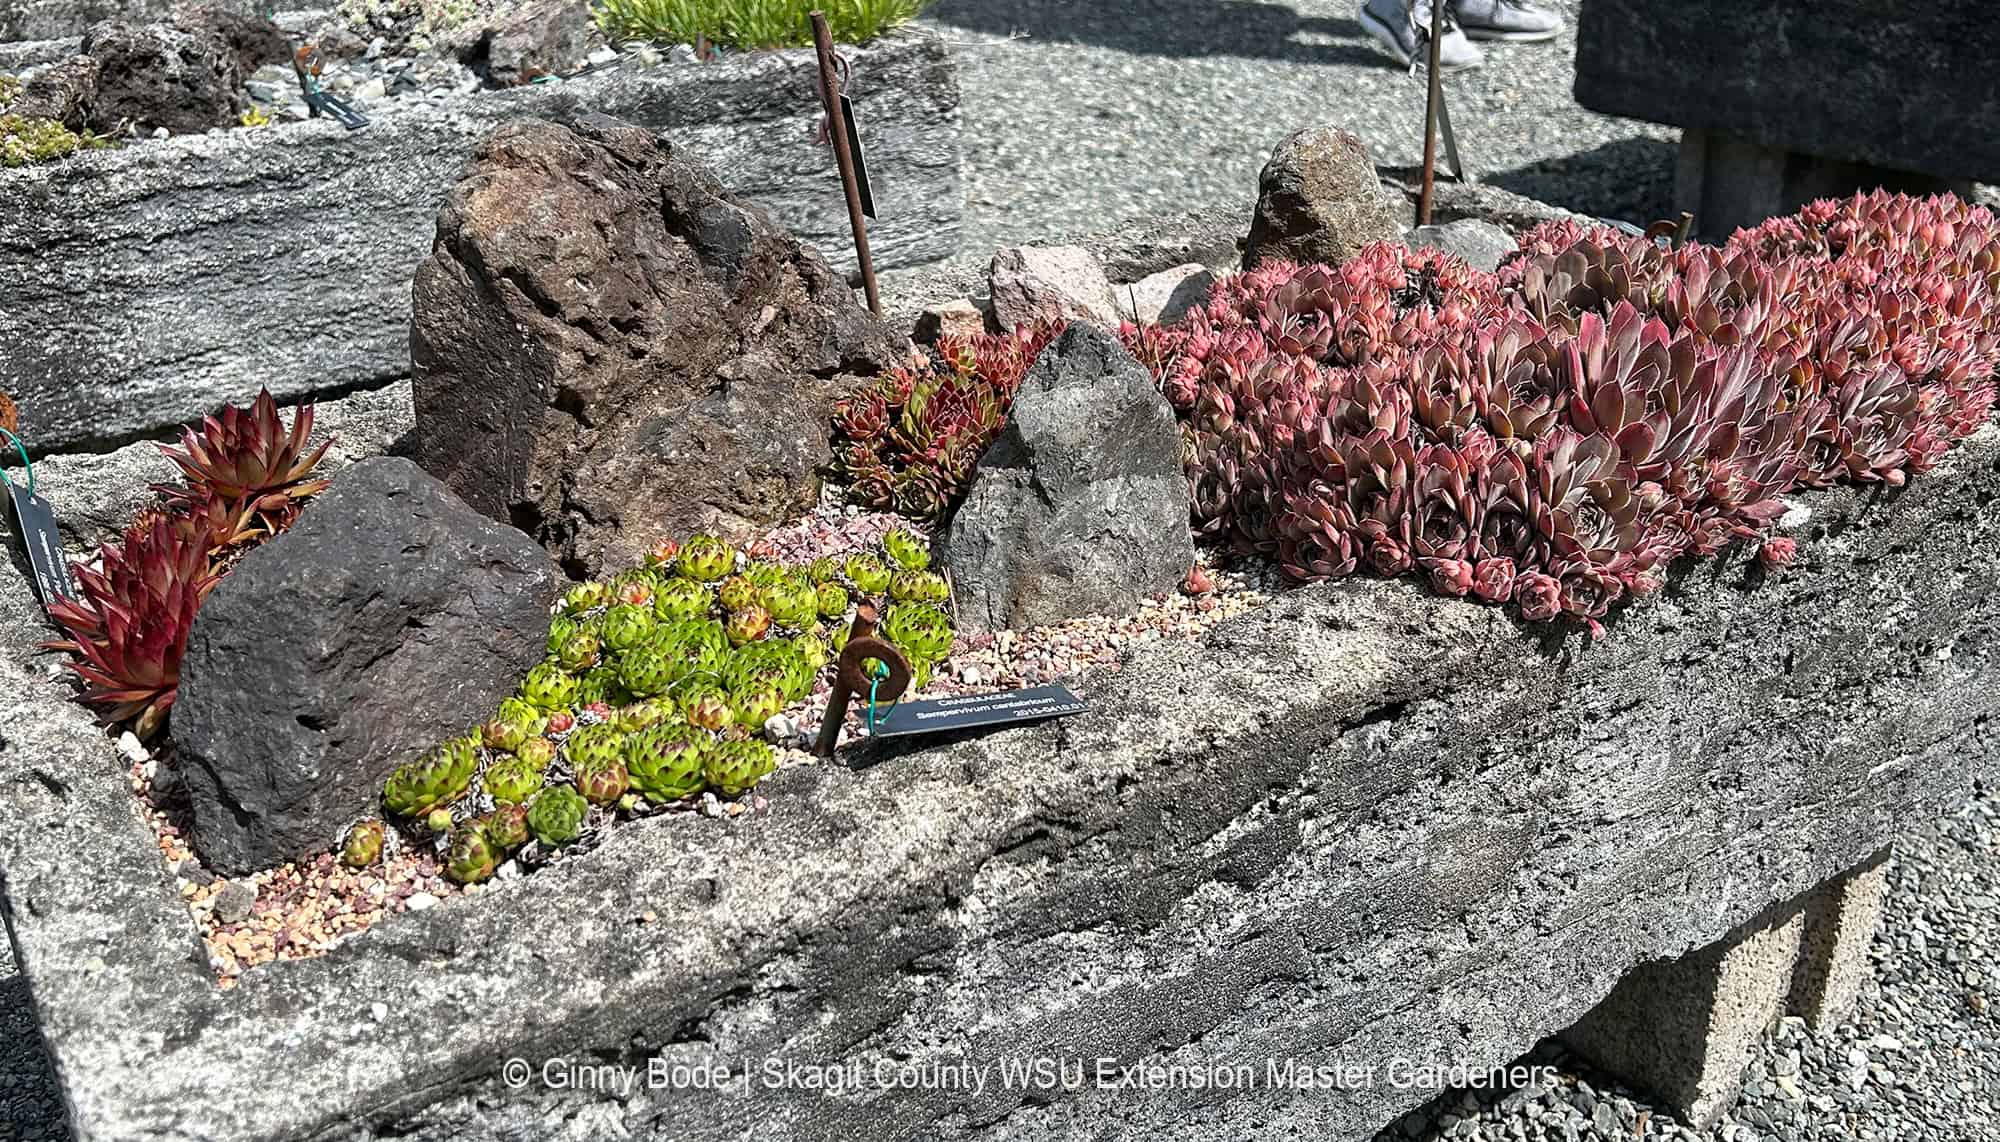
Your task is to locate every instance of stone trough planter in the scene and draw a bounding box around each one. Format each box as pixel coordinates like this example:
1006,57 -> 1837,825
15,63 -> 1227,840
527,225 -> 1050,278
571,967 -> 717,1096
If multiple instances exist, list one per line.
3,377 -> 1995,1140
0,26 -> 961,453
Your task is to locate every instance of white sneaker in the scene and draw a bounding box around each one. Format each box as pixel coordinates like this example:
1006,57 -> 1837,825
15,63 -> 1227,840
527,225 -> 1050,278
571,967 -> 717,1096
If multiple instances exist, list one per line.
1359,0 -> 1485,72
1451,0 -> 1563,42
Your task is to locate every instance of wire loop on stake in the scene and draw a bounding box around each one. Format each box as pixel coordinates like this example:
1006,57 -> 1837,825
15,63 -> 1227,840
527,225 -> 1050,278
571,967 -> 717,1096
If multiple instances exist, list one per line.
0,426 -> 34,497
865,659 -> 899,734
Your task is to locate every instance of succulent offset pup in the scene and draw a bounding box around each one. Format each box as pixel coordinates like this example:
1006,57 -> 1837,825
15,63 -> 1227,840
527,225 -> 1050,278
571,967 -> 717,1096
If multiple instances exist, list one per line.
383,736 -> 477,818
339,819 -> 386,868
527,786 -> 588,848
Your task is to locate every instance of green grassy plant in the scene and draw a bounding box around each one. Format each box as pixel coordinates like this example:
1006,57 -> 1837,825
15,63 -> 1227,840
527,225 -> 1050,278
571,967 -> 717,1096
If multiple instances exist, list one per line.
593,0 -> 930,50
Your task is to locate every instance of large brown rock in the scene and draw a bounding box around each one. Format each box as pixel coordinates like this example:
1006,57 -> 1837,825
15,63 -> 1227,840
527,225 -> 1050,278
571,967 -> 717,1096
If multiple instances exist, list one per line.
408,112 -> 895,576
1244,126 -> 1401,268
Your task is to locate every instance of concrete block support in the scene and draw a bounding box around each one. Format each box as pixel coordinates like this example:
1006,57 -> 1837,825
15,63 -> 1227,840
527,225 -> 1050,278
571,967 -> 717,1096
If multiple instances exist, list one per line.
1675,128 -> 1970,241
1788,851 -> 1893,1029
1562,908 -> 1805,1128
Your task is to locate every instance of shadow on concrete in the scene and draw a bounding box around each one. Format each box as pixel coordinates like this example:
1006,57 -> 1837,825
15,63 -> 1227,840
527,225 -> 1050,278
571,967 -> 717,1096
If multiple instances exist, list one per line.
928,0 -> 1395,69
1481,136 -> 1678,229
0,872 -> 76,1141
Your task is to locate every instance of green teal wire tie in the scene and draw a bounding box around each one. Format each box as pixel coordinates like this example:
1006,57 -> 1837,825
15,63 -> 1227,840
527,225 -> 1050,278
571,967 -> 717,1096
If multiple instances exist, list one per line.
0,427 -> 33,497
865,659 -> 896,734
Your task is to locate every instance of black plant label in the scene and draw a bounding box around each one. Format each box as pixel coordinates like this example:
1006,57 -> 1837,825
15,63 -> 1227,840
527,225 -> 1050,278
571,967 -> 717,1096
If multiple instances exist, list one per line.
842,94 -> 876,220
5,482 -> 75,612
869,683 -> 1086,739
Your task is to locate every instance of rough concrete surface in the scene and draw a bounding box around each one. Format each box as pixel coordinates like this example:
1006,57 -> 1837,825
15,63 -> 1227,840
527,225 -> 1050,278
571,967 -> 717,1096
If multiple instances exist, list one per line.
1,376 -> 1997,1140
1564,909 -> 1806,1128
1787,852 -> 1893,1030
0,29 -> 959,453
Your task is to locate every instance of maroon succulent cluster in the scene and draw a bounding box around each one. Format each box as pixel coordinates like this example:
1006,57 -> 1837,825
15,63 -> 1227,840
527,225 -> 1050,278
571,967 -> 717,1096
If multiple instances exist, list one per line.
46,391 -> 331,735
833,321 -> 1063,518
1121,191 -> 2000,631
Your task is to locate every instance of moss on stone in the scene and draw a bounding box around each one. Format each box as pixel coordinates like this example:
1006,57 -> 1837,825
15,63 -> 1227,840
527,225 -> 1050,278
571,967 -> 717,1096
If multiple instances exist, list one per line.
0,115 -> 113,168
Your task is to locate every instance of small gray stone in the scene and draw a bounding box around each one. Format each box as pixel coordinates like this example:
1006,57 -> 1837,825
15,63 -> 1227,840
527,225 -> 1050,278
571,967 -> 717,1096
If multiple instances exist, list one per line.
1406,218 -> 1517,273
940,323 -> 1194,631
988,244 -> 1122,329
914,298 -> 991,344
1117,262 -> 1216,325
210,881 -> 255,925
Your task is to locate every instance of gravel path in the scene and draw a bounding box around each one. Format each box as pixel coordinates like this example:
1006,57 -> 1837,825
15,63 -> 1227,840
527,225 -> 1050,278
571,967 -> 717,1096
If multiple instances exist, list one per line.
921,0 -> 1677,249
0,935 -> 64,1141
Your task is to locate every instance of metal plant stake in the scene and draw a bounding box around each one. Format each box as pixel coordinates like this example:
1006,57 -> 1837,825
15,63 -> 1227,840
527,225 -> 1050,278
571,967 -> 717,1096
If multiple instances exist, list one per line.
809,11 -> 882,315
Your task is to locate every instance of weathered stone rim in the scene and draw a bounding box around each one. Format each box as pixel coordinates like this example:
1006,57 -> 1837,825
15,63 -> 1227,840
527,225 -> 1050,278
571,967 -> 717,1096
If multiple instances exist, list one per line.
3,419 -> 1996,1141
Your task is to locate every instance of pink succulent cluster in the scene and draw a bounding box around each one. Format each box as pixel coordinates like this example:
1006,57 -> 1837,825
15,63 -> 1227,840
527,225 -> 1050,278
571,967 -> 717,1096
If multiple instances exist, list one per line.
833,322 -> 1064,518
1120,191 -> 2000,631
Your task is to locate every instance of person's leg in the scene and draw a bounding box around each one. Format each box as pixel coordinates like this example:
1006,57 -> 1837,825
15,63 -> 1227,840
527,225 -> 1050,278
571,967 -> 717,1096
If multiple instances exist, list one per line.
1357,0 -> 1485,71
1449,0 -> 1563,42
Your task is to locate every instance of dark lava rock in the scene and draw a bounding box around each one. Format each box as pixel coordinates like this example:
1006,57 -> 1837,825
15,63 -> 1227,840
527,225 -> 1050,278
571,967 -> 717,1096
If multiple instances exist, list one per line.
174,456 -> 564,876
408,111 -> 895,577
80,17 -> 247,135
7,54 -> 98,129
940,323 -> 1194,631
175,3 -> 290,78
1244,125 -> 1401,268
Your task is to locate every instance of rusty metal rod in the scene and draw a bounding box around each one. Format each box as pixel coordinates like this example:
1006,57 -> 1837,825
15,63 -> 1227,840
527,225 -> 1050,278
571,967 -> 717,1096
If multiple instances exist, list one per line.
809,11 -> 881,316
1417,0 -> 1444,226
813,604 -> 891,757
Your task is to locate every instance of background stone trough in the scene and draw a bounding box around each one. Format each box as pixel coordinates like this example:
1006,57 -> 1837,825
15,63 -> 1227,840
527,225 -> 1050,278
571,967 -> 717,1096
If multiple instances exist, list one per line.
0,26 -> 962,454
2,385 -> 1994,1141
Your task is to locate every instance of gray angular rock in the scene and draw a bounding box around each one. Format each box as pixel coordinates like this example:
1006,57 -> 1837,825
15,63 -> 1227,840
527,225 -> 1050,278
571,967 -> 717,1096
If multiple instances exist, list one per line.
940,322 -> 1193,631
471,0 -> 594,86
1244,125 -> 1402,268
408,111 -> 895,575
177,3 -> 291,79
6,54 -> 98,129
1407,218 -> 1516,273
173,456 -> 563,876
913,297 -> 991,344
